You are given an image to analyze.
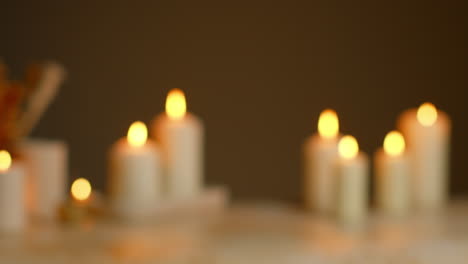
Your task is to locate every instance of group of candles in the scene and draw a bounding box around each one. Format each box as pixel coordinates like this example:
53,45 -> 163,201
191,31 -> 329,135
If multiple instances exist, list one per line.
0,94 -> 452,232
0,88 -> 205,231
108,88 -> 204,220
0,139 -> 68,231
304,103 -> 451,226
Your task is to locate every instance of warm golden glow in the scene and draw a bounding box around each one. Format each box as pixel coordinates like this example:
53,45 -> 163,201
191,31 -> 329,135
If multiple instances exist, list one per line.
417,102 -> 438,127
318,109 -> 339,139
165,88 -> 186,120
71,178 -> 92,201
338,135 -> 359,159
0,150 -> 12,171
383,131 -> 405,156
127,121 -> 148,147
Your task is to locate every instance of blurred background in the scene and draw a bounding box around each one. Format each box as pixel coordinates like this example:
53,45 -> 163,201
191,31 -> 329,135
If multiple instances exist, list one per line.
0,1 -> 466,202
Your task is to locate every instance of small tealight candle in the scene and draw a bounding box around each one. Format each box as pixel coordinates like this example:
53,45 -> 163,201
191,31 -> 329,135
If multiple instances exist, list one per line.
303,109 -> 340,212
335,136 -> 369,226
108,121 -> 161,220
0,150 -> 26,232
152,89 -> 204,200
60,178 -> 92,223
374,131 -> 410,216
397,102 -> 451,210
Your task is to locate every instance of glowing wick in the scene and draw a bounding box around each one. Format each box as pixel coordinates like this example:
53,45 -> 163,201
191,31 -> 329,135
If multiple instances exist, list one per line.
166,88 -> 187,120
338,135 -> 359,159
127,121 -> 148,147
383,131 -> 405,157
417,102 -> 437,127
318,109 -> 339,139
71,178 -> 92,201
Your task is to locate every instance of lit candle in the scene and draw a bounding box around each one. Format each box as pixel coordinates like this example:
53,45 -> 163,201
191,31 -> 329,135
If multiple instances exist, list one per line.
303,109 -> 340,212
152,89 -> 204,200
397,103 -> 451,210
19,139 -> 67,221
374,131 -> 410,216
60,178 -> 92,223
335,136 -> 369,226
108,121 -> 161,219
0,150 -> 26,232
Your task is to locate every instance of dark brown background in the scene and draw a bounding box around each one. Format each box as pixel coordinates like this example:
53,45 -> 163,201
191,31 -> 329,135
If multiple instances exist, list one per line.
1,1 -> 467,202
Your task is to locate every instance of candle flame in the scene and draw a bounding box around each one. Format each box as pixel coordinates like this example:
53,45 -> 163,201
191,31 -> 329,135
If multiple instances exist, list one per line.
71,178 -> 92,201
338,135 -> 359,159
383,131 -> 405,156
318,109 -> 339,139
127,121 -> 148,147
417,102 -> 437,127
0,150 -> 12,171
165,88 -> 186,120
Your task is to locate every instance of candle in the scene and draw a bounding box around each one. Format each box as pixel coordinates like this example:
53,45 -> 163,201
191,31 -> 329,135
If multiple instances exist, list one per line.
397,103 -> 451,210
335,136 -> 369,226
374,131 -> 410,216
152,89 -> 204,200
60,178 -> 92,223
303,109 -> 340,212
0,150 -> 26,232
19,138 -> 67,221
108,121 -> 161,219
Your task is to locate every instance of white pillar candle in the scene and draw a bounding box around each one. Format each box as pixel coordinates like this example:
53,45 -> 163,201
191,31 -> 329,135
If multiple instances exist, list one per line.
19,138 -> 67,220
303,109 -> 340,212
335,136 -> 369,226
397,103 -> 451,210
152,89 -> 204,200
108,121 -> 161,219
0,150 -> 26,232
374,131 -> 410,216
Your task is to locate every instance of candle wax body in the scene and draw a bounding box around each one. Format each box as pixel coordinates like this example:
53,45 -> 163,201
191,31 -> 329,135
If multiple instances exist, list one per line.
0,163 -> 26,232
303,134 -> 339,212
19,138 -> 67,221
335,153 -> 369,226
108,139 -> 161,219
152,113 -> 204,200
398,109 -> 451,210
374,149 -> 410,216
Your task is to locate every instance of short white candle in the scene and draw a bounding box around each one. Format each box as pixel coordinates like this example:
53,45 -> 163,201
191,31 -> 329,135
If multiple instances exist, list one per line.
303,109 -> 340,212
152,89 -> 204,200
374,131 -> 410,216
0,150 -> 26,232
19,138 -> 67,221
397,103 -> 451,210
335,136 -> 369,226
108,121 -> 161,219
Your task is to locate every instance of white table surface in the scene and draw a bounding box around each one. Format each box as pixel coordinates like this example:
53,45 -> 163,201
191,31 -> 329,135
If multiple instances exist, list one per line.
1,200 -> 468,264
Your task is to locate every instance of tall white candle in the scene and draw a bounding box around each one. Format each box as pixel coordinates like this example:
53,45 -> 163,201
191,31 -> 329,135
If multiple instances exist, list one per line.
19,138 -> 67,221
335,136 -> 369,226
152,89 -> 204,200
108,121 -> 161,219
0,150 -> 26,232
397,103 -> 451,210
374,131 -> 410,216
303,109 -> 340,212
